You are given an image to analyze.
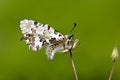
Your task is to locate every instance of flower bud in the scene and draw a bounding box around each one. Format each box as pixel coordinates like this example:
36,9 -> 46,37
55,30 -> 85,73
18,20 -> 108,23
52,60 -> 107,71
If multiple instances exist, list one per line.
111,45 -> 118,61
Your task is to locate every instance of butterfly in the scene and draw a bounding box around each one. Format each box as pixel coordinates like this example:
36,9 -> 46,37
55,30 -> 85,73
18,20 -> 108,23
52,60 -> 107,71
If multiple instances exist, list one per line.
20,19 -> 79,59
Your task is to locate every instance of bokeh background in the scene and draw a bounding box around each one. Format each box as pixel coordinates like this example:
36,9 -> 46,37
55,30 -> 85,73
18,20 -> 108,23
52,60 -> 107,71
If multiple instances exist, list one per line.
0,0 -> 120,80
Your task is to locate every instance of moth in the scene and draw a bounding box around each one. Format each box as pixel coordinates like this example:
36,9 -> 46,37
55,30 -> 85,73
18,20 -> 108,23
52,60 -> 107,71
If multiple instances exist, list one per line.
20,19 -> 79,59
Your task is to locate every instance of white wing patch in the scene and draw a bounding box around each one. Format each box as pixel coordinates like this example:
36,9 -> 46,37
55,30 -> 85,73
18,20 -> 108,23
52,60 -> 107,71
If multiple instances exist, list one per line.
20,19 -> 65,58
20,19 -> 79,59
46,44 -> 64,59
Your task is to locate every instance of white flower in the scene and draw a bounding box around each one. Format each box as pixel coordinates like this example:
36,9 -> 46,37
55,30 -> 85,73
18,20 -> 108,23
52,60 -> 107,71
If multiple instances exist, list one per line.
111,45 -> 119,61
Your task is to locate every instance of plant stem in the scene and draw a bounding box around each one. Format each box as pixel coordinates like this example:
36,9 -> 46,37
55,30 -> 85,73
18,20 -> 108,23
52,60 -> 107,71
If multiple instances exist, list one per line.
108,60 -> 116,80
69,50 -> 78,80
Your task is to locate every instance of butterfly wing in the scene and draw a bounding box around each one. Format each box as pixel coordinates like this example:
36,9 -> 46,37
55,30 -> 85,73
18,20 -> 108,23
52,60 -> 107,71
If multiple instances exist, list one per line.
20,19 -> 65,51
46,44 -> 64,59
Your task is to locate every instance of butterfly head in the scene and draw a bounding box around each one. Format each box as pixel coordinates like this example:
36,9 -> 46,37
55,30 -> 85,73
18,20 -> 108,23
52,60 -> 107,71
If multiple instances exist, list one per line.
65,34 -> 73,41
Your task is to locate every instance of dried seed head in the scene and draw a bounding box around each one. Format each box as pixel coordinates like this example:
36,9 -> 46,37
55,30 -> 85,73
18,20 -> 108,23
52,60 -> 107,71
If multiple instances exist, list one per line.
111,45 -> 119,61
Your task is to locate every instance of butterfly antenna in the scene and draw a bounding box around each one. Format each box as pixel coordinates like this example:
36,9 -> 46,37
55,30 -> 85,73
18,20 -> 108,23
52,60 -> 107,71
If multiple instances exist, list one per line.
70,23 -> 77,34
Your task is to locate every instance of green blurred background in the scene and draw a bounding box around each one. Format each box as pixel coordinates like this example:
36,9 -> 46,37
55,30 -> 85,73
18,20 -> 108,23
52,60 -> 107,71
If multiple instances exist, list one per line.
0,0 -> 120,80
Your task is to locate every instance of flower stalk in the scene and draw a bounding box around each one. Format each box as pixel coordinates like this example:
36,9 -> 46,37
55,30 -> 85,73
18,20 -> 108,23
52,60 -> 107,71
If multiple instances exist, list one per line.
108,45 -> 118,80
69,49 -> 78,80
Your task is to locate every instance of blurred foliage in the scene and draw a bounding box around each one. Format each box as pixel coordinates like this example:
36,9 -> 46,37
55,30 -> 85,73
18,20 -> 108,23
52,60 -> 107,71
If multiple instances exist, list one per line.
0,0 -> 120,80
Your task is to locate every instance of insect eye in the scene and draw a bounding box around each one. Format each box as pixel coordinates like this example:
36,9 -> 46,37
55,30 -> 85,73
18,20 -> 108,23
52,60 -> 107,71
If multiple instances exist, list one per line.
68,34 -> 73,40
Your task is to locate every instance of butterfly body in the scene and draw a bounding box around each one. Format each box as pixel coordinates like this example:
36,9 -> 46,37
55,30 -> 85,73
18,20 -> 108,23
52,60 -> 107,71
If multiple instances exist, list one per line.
20,19 -> 79,59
